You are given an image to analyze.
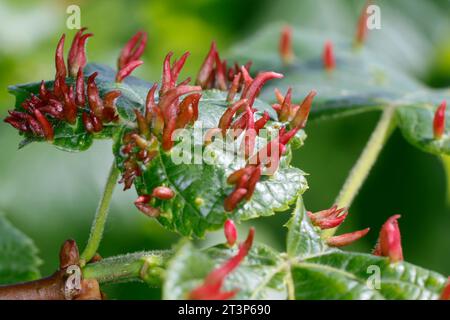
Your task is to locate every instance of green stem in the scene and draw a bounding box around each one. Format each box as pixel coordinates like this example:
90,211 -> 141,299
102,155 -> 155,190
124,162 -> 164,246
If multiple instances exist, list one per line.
80,162 -> 120,265
325,106 -> 397,237
82,251 -> 170,286
440,155 -> 450,204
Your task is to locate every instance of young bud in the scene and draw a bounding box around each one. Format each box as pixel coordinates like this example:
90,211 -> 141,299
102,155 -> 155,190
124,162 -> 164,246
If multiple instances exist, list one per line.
59,239 -> 80,269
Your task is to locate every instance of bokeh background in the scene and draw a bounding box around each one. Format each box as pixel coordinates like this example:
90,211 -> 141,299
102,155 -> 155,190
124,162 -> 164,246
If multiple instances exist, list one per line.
0,0 -> 449,299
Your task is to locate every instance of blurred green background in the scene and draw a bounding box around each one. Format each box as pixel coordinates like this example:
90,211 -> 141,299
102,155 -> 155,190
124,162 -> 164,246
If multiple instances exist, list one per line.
0,0 -> 449,299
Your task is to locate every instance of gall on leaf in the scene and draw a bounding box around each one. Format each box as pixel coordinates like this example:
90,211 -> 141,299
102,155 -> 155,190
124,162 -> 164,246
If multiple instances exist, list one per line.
118,30 -> 148,69
355,0 -> 372,45
279,25 -> 295,65
224,219 -> 237,247
67,28 -> 93,77
189,228 -> 255,300
441,277 -> 450,300
307,205 -> 348,230
326,228 -> 370,247
323,41 -> 336,71
433,100 -> 446,139
373,214 -> 403,263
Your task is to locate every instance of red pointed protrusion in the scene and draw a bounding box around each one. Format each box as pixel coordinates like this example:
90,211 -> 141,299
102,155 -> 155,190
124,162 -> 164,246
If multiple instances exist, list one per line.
323,41 -> 336,71
291,90 -> 316,129
62,86 -> 78,124
218,99 -> 248,136
68,28 -> 93,77
241,105 -> 256,158
227,73 -> 241,102
33,109 -> 54,141
224,165 -> 261,211
224,188 -> 248,212
55,34 -> 67,80
279,26 -> 294,65
224,219 -> 237,246
116,60 -> 144,83
373,215 -> 403,263
433,100 -> 446,139
118,31 -> 148,69
307,206 -> 348,230
189,228 -> 255,300
214,51 -> 228,91
355,1 -> 371,45
242,72 -> 283,107
196,42 -> 217,88
254,111 -> 270,134
134,195 -> 160,217
86,72 -> 103,118
326,228 -> 370,247
152,186 -> 175,200
441,277 -> 450,300
75,68 -> 86,106
134,109 -> 149,136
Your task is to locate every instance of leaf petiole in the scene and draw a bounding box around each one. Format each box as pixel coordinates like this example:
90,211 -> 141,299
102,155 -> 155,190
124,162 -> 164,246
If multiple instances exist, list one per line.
80,162 -> 120,265
324,106 -> 397,237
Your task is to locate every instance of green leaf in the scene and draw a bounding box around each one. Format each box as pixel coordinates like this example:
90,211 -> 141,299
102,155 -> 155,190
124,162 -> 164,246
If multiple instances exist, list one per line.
163,241 -> 288,300
0,215 -> 41,285
227,24 -> 450,156
228,24 -> 420,121
396,103 -> 450,155
163,197 -> 447,300
285,197 -> 331,258
7,63 -> 153,151
114,90 -> 308,237
292,251 -> 446,300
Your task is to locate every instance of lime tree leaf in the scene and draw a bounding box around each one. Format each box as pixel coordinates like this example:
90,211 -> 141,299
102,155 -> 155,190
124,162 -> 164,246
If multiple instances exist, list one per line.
227,23 -> 450,156
163,197 -> 447,300
227,24 -> 422,121
292,251 -> 447,300
7,63 -> 153,151
114,90 -> 308,237
285,197 -> 331,258
163,241 -> 288,300
0,215 -> 41,285
396,103 -> 450,155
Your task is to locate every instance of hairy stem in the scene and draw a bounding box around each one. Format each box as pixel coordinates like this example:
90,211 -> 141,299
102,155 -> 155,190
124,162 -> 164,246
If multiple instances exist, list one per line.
441,155 -> 450,204
325,106 -> 397,237
80,162 -> 120,265
82,251 -> 170,286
